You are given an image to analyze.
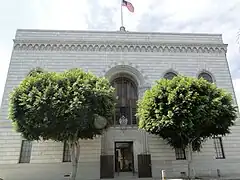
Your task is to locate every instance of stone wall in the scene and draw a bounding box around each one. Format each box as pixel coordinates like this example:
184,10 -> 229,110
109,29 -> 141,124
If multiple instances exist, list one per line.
0,134 -> 101,180
148,129 -> 240,179
0,29 -> 239,179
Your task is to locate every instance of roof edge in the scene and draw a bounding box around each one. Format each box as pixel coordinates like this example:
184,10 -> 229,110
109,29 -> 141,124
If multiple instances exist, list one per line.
16,28 -> 223,37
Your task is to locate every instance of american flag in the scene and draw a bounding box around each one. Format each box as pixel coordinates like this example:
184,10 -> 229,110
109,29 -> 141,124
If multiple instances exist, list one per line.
122,0 -> 134,13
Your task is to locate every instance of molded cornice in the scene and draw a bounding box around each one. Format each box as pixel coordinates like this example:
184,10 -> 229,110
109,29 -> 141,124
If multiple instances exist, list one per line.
13,40 -> 228,54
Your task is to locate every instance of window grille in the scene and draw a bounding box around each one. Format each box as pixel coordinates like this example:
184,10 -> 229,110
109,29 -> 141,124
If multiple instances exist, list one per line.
19,140 -> 32,163
175,148 -> 186,160
111,77 -> 138,125
63,141 -> 71,162
213,137 -> 225,159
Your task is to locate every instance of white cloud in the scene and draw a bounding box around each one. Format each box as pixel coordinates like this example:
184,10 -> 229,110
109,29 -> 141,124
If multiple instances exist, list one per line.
0,0 -> 40,103
31,0 -> 89,30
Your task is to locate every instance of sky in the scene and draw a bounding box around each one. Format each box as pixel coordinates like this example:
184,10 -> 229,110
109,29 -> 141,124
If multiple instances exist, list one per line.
0,0 -> 240,106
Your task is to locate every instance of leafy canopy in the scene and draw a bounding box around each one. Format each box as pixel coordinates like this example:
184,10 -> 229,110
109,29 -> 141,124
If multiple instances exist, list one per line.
9,68 -> 115,142
137,76 -> 237,151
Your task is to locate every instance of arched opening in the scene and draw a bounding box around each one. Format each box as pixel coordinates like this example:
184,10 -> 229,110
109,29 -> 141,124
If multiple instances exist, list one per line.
164,72 -> 177,80
111,76 -> 138,125
27,67 -> 45,77
104,64 -> 146,87
198,72 -> 213,83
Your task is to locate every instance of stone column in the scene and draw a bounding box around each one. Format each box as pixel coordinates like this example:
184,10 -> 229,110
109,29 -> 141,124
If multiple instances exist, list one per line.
138,84 -> 151,154
101,131 -> 107,155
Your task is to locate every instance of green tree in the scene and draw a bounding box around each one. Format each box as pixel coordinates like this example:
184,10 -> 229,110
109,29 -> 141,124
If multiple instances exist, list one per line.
9,68 -> 115,180
137,76 -> 237,179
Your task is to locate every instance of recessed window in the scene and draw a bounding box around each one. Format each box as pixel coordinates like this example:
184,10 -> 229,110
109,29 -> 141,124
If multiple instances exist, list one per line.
164,72 -> 177,80
19,140 -> 32,163
213,137 -> 225,159
63,141 -> 71,162
27,67 -> 44,76
111,76 -> 138,125
198,72 -> 213,83
175,148 -> 186,160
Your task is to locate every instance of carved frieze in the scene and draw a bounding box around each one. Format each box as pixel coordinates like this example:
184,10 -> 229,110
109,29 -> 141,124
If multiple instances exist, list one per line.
13,40 -> 227,54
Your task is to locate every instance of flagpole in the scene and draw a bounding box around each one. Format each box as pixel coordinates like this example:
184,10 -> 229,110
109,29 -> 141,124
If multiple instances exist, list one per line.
120,0 -> 123,27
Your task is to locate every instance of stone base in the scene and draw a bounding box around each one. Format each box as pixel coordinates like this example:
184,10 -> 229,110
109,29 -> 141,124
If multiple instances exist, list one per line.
0,162 -> 99,180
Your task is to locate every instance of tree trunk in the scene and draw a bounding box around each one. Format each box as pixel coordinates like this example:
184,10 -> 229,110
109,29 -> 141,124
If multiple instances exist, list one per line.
70,140 -> 80,180
187,142 -> 193,180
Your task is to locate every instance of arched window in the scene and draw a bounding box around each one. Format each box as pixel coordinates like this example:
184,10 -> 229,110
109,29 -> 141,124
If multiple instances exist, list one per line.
198,72 -> 213,83
27,67 -> 44,77
111,76 -> 138,125
164,72 -> 177,80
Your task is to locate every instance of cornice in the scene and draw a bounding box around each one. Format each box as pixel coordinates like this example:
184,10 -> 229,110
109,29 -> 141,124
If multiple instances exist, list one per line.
13,40 -> 228,54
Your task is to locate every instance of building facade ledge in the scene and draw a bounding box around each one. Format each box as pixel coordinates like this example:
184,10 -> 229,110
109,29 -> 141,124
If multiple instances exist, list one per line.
13,40 -> 228,54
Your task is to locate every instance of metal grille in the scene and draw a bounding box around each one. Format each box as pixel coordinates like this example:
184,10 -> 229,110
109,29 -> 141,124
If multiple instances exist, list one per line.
131,107 -> 137,124
163,72 -> 177,80
112,77 -> 138,125
19,140 -> 32,163
198,72 -> 213,83
213,137 -> 225,159
175,148 -> 186,160
63,141 -> 71,162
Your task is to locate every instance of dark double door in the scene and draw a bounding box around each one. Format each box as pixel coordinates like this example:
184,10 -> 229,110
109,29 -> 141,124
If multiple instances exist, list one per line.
100,142 -> 152,178
115,142 -> 134,173
100,142 -> 134,179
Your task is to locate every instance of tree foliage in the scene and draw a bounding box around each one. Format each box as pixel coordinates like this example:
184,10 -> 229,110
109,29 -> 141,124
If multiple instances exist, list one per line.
137,76 -> 237,151
9,68 -> 116,180
9,68 -> 115,141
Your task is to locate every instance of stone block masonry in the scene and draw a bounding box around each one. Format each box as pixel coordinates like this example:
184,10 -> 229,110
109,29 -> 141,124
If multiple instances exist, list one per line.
0,29 -> 239,179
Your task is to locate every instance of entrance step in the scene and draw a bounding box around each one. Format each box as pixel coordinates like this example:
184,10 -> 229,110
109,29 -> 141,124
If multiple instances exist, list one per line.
113,172 -> 152,179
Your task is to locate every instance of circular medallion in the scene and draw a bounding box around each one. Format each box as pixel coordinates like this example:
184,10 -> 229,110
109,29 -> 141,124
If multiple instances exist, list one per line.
94,114 -> 107,129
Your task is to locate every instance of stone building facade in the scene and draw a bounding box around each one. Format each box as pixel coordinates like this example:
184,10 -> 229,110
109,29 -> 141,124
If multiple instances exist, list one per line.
0,29 -> 240,180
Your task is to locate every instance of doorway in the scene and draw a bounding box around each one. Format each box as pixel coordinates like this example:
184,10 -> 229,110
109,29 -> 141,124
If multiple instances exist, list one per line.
115,142 -> 134,173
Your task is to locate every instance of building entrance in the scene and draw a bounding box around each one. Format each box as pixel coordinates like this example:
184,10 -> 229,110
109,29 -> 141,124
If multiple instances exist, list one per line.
115,142 -> 134,173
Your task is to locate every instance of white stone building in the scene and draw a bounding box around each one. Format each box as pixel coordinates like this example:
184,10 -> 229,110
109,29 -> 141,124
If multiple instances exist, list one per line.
0,28 -> 240,180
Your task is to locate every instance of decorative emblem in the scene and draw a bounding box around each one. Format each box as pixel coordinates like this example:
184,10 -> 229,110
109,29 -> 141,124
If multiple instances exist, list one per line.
94,114 -> 107,129
119,115 -> 128,132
